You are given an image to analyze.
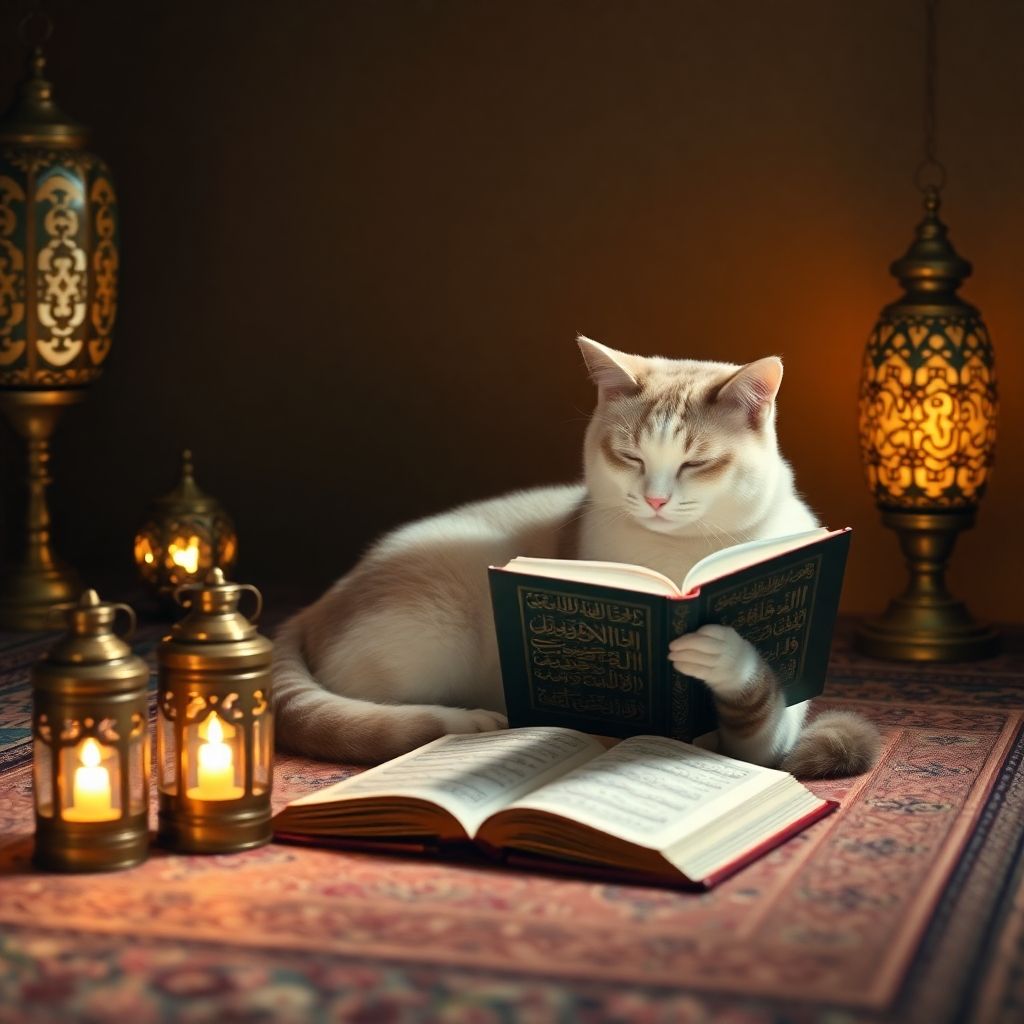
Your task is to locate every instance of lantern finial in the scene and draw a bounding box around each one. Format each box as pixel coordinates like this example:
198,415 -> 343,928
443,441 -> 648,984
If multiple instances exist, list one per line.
172,449 -> 203,502
0,44 -> 87,147
888,190 -> 972,301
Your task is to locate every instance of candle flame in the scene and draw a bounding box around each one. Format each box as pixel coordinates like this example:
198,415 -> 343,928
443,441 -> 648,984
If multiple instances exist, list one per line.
81,737 -> 101,768
169,536 -> 201,575
207,713 -> 224,744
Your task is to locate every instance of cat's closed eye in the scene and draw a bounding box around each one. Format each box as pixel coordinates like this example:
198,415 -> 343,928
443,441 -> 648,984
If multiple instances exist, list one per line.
677,460 -> 708,476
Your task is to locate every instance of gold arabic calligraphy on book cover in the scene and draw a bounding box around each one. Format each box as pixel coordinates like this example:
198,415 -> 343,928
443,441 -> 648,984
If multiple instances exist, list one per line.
489,530 -> 850,741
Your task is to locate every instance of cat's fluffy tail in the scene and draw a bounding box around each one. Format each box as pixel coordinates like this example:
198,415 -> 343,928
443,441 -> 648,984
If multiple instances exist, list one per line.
272,614 -> 505,764
780,710 -> 882,779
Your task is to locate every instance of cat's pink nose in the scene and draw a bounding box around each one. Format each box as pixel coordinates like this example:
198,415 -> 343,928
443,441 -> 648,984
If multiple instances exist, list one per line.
645,495 -> 669,511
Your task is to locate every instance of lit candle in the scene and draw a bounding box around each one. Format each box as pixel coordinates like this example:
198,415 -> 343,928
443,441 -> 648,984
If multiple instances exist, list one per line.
187,713 -> 244,801
169,535 -> 201,575
63,738 -> 120,822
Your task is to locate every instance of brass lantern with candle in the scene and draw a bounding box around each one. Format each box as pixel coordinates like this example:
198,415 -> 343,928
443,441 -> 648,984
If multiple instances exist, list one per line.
32,590 -> 150,872
134,450 -> 238,607
157,568 -> 273,853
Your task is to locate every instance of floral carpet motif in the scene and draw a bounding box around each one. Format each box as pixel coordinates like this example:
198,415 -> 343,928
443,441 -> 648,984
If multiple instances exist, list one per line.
0,620 -> 1022,1023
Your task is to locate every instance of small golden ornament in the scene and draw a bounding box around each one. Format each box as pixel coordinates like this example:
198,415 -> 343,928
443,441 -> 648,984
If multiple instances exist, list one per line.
32,590 -> 150,872
134,450 -> 238,606
156,568 -> 273,853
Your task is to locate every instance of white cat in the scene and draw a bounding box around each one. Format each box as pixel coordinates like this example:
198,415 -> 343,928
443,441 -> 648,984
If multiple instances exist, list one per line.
273,338 -> 879,777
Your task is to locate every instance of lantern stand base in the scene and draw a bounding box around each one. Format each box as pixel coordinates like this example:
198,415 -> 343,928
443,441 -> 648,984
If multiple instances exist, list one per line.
158,804 -> 273,855
0,390 -> 85,631
33,817 -> 149,873
855,509 -> 1000,662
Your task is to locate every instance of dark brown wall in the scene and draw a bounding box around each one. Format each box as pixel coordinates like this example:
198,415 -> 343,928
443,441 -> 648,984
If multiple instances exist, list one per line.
2,0 -> 1022,621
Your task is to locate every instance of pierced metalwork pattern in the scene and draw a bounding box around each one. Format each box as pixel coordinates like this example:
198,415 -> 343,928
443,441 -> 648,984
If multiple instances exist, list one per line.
0,146 -> 118,387
134,515 -> 237,595
0,173 -> 26,369
858,313 -> 997,508
88,176 -> 117,365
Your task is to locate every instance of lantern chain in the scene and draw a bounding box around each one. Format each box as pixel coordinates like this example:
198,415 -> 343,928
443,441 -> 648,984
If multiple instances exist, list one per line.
914,0 -> 946,196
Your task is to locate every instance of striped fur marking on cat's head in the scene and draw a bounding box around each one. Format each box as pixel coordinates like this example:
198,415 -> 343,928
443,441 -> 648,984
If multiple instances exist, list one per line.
578,336 -> 787,536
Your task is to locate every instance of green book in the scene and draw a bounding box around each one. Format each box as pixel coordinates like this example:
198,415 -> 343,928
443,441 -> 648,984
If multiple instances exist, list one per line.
488,527 -> 851,742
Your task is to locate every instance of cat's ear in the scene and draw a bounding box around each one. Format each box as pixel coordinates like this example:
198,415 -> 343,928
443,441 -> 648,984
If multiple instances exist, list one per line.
578,336 -> 643,400
715,356 -> 784,428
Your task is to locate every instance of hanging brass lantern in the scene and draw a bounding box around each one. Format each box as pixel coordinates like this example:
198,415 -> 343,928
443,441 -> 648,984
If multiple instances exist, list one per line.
157,569 -> 273,853
856,191 -> 998,660
32,590 -> 150,872
0,35 -> 120,630
855,0 -> 998,661
134,450 -> 238,606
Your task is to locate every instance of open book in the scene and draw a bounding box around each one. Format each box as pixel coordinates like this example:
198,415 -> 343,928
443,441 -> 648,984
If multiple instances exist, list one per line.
488,527 -> 851,741
503,526 -> 837,596
273,727 -> 836,889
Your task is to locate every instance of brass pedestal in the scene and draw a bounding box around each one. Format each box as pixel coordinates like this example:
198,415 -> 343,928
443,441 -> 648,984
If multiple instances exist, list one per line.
158,805 -> 273,855
34,817 -> 149,873
0,389 -> 85,631
856,509 -> 999,662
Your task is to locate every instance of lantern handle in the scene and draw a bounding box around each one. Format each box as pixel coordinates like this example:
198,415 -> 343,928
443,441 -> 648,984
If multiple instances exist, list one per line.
111,603 -> 138,641
44,600 -> 136,638
172,579 -> 262,622
238,584 -> 263,624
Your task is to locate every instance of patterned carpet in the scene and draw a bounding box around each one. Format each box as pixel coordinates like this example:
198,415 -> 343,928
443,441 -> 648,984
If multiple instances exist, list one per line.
0,616 -> 1022,1023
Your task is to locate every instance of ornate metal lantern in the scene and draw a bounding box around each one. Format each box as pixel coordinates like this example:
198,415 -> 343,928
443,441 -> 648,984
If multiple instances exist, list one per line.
0,41 -> 120,629
859,193 -> 998,510
134,450 -> 238,606
855,0 -> 998,661
32,590 -> 149,872
157,569 -> 273,853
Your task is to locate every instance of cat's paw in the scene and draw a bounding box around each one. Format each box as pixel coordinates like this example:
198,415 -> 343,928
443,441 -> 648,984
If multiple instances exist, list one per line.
668,624 -> 760,697
439,707 -> 509,736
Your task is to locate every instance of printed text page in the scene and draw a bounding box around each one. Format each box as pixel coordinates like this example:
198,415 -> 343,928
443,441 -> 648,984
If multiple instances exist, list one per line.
508,735 -> 778,847
290,727 -> 604,834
